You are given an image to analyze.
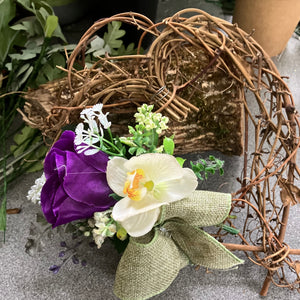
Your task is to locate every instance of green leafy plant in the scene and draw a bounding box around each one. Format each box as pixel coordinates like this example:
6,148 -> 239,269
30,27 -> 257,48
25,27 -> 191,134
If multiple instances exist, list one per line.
0,10 -> 139,236
190,155 -> 224,180
0,0 -> 68,235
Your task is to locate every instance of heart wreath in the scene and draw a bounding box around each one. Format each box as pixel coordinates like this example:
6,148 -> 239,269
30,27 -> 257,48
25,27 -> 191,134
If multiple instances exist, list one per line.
23,8 -> 300,298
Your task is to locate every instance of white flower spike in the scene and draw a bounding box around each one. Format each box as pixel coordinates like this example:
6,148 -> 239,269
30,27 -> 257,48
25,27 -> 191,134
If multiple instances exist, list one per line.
74,104 -> 111,155
107,153 -> 198,237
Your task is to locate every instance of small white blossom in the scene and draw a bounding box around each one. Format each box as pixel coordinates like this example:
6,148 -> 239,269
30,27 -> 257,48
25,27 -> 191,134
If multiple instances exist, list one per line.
93,234 -> 105,249
108,224 -> 117,234
74,104 -> 111,155
27,173 -> 46,204
91,209 -> 117,249
88,218 -> 96,228
92,104 -> 111,129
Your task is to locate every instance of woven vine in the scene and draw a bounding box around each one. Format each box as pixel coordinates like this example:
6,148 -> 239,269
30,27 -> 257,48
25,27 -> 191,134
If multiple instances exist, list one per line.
21,9 -> 300,295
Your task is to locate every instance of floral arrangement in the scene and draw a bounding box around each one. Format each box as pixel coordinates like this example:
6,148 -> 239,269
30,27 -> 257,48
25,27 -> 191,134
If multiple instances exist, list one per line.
27,103 -> 243,300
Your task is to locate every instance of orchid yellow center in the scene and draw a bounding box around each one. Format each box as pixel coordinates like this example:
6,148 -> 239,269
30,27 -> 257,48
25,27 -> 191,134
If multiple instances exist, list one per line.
123,168 -> 154,201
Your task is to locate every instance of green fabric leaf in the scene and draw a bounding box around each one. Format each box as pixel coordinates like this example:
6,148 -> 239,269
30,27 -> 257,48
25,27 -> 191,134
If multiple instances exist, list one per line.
44,15 -> 58,38
114,42 -> 137,56
86,36 -> 111,57
0,196 -> 7,232
103,21 -> 125,49
47,43 -> 76,55
13,125 -> 35,145
0,27 -> 19,65
175,157 -> 186,167
9,50 -> 37,60
52,22 -> 67,43
10,23 -> 27,31
15,63 -> 30,77
17,65 -> 33,87
0,0 -> 16,31
16,0 -> 33,12
114,230 -> 189,300
163,136 -> 175,155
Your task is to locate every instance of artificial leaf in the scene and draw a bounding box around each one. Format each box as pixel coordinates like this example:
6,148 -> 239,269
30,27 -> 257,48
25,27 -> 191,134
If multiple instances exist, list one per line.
15,63 -> 30,77
44,15 -> 58,38
103,21 -> 125,49
10,23 -> 27,31
35,7 -> 48,29
18,65 -> 33,87
176,157 -> 186,167
86,36 -> 111,57
109,193 -> 123,201
0,196 -> 6,232
86,36 -> 104,53
0,27 -> 19,65
0,0 -> 16,30
114,42 -> 137,56
38,0 -> 55,15
219,224 -> 239,235
47,43 -> 76,55
13,126 -> 35,144
52,22 -> 67,43
16,0 -> 33,13
163,136 -> 175,155
9,50 -> 37,60
50,52 -> 65,67
14,18 -> 44,38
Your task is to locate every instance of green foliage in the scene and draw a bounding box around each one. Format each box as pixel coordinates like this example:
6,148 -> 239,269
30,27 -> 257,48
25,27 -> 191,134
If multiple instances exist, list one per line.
120,104 -> 170,156
115,42 -> 137,56
218,224 -> 239,235
163,136 -> 175,155
0,195 -> 6,233
10,126 -> 48,172
190,155 -> 224,180
85,36 -> 111,58
45,15 -> 58,38
104,21 -> 126,50
0,4 -> 140,237
109,193 -> 123,202
175,157 -> 186,167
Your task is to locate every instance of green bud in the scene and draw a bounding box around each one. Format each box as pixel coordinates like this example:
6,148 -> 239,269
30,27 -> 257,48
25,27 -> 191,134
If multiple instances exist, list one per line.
117,227 -> 127,241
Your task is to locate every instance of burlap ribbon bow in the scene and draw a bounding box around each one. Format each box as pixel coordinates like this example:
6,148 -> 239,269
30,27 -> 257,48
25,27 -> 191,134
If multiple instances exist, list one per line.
114,190 -> 244,300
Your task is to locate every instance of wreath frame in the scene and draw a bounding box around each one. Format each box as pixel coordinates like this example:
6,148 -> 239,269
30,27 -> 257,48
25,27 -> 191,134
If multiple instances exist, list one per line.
21,9 -> 300,296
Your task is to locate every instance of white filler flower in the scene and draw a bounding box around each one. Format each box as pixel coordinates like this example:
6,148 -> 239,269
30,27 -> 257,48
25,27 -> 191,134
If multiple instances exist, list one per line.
27,173 -> 46,204
74,103 -> 111,155
107,153 -> 198,237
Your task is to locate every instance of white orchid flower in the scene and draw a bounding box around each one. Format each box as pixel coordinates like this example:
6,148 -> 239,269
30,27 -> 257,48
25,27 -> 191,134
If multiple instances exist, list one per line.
107,153 -> 198,237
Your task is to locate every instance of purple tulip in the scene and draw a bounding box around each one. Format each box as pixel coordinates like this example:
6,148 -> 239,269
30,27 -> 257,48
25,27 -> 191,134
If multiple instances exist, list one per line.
41,131 -> 115,227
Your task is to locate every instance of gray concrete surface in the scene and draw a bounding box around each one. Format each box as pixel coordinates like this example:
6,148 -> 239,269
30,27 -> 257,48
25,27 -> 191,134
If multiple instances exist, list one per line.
1,1 -> 300,299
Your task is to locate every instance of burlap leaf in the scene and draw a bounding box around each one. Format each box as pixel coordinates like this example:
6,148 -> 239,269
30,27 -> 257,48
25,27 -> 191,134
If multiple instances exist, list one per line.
114,190 -> 243,300
114,230 -> 189,300
164,220 -> 243,269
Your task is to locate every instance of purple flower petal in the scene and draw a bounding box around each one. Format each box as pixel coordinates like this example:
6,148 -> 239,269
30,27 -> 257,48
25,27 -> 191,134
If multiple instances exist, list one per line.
41,131 -> 116,227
